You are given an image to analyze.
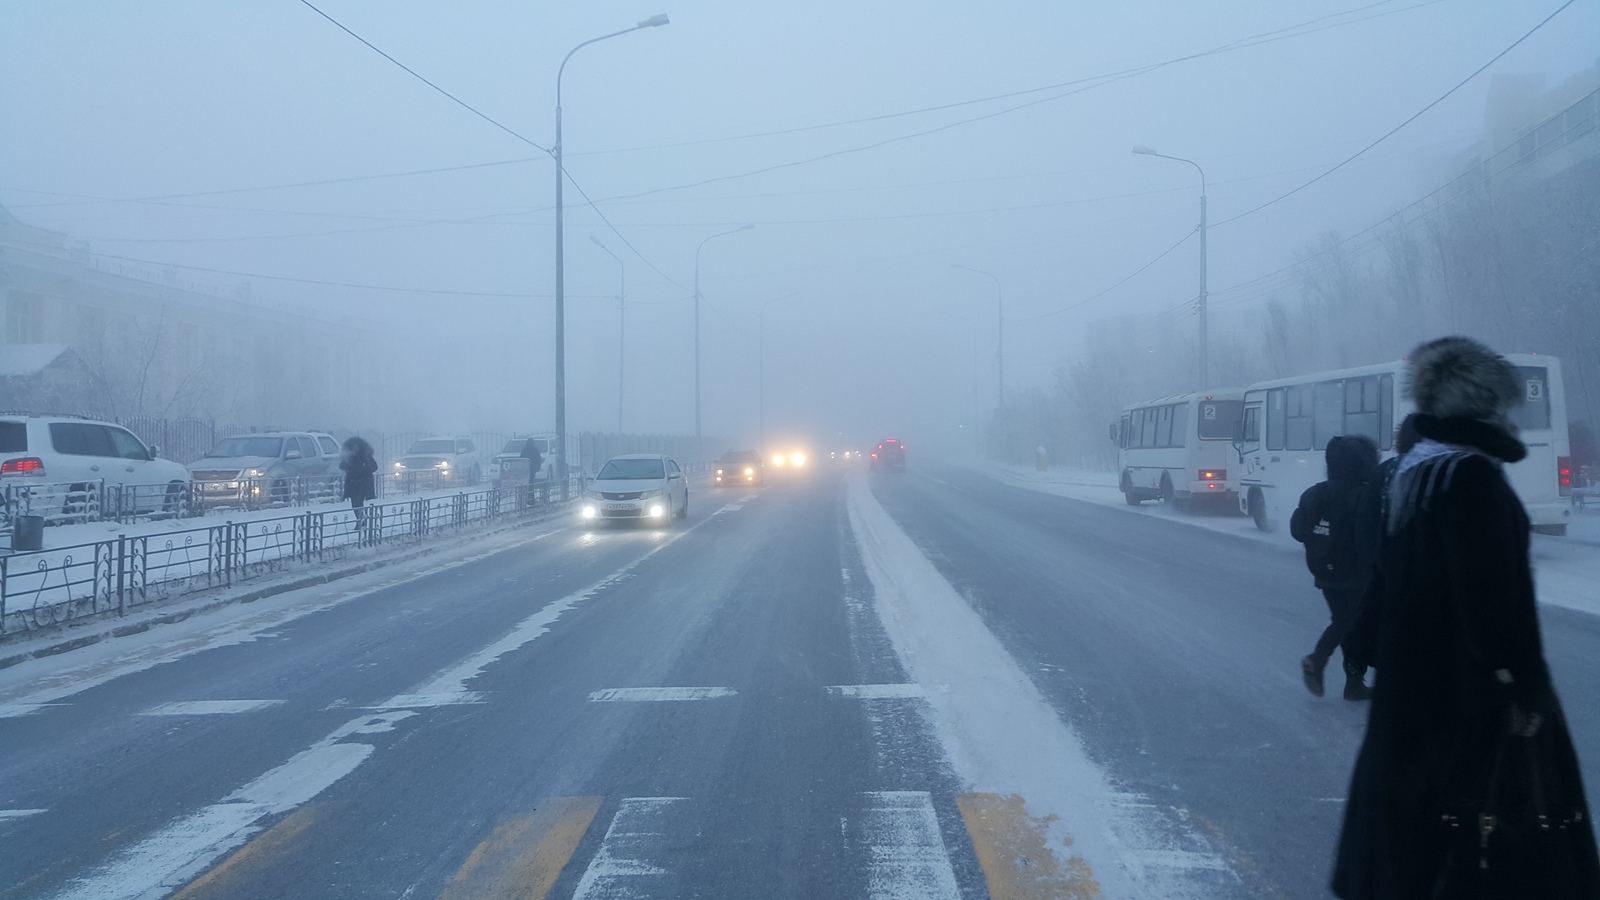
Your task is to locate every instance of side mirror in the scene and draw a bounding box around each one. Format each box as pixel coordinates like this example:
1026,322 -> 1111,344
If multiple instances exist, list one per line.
149,444 -> 161,459
1108,423 -> 1118,443
286,449 -> 303,460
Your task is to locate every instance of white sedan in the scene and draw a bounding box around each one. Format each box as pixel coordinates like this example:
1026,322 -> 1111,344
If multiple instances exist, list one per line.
580,454 -> 688,525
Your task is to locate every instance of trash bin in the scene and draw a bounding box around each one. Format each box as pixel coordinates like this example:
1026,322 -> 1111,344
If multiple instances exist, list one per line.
12,515 -> 44,552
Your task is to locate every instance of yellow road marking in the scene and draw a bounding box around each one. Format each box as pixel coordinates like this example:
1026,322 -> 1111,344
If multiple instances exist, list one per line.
440,796 -> 603,900
957,792 -> 1100,899
171,804 -> 320,900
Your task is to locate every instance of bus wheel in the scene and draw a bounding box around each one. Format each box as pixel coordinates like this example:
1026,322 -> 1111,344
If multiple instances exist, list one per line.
1248,488 -> 1269,532
1121,474 -> 1141,506
1158,473 -> 1175,505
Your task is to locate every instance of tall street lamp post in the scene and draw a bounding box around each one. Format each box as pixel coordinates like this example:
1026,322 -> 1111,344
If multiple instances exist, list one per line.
590,236 -> 626,434
552,13 -> 668,480
951,264 -> 1005,409
693,224 -> 754,461
1133,145 -> 1208,389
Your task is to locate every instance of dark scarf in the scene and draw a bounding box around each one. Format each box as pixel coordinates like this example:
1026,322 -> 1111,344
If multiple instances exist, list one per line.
1411,414 -> 1527,463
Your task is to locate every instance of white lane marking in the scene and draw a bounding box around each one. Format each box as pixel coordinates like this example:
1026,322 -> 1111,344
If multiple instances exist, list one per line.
846,475 -> 1235,895
0,808 -> 47,820
140,700 -> 284,716
826,683 -> 923,700
46,523 -> 706,900
572,797 -> 686,899
587,687 -> 735,702
364,692 -> 486,709
853,791 -> 961,900
0,703 -> 57,717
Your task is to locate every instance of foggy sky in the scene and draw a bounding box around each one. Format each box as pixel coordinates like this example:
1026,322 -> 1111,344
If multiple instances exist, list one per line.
3,1 -> 1595,451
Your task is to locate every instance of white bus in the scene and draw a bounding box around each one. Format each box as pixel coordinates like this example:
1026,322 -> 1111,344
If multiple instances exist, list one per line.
1235,354 -> 1571,534
1112,390 -> 1246,509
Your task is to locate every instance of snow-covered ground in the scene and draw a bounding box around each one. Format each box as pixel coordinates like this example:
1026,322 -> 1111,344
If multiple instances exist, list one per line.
982,463 -> 1600,619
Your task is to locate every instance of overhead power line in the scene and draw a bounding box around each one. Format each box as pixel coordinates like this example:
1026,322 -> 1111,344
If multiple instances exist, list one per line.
1213,0 -> 1575,227
297,0 -> 548,152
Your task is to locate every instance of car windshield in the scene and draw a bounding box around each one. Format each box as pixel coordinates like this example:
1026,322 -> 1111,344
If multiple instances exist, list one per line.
207,437 -> 283,458
596,458 -> 664,480
500,439 -> 526,454
720,452 -> 758,465
407,439 -> 456,454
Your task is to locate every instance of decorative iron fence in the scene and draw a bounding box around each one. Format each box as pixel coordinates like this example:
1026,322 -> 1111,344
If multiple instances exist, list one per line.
1,478 -> 578,636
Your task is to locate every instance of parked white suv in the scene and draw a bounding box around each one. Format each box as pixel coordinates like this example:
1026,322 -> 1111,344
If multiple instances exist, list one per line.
0,415 -> 190,519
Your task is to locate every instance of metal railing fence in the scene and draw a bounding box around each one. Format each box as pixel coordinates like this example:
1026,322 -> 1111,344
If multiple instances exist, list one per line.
1,477 -> 579,636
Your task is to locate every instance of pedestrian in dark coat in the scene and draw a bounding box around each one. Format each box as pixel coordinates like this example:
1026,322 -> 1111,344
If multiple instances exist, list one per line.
1332,337 -> 1599,899
1291,434 -> 1381,700
519,438 -> 544,478
340,436 -> 378,526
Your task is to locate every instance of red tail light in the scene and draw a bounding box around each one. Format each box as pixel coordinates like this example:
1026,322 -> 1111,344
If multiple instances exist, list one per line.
1199,469 -> 1225,482
1,457 -> 45,475
1558,456 -> 1572,497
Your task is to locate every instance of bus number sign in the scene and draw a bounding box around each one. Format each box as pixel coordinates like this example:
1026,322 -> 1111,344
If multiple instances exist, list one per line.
1526,379 -> 1545,403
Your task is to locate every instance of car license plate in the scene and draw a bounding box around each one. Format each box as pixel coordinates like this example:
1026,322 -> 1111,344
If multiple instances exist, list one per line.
606,503 -> 632,510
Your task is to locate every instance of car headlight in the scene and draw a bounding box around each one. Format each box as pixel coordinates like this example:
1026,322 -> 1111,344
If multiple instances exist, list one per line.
394,462 -> 405,469
773,454 -> 786,467
649,504 -> 665,517
744,467 -> 754,475
716,468 -> 724,475
581,506 -> 596,519
436,461 -> 449,469
792,453 -> 806,467
641,489 -> 663,499
244,468 -> 265,478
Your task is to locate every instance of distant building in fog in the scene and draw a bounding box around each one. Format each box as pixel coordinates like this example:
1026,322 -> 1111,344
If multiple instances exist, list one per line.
1455,61 -> 1599,184
0,203 -> 387,430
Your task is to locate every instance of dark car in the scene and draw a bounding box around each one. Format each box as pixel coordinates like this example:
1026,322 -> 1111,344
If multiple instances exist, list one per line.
870,439 -> 906,473
715,450 -> 764,487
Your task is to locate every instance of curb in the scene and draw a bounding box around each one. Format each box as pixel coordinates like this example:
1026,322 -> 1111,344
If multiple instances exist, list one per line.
0,505 -> 573,671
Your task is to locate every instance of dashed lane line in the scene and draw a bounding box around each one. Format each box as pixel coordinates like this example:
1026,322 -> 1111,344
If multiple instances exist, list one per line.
0,809 -> 47,820
587,687 -> 736,702
141,700 -> 285,716
825,683 -> 924,699
0,703 -> 58,717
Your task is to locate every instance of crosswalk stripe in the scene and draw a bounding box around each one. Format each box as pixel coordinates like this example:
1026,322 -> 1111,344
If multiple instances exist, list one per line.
571,797 -> 687,899
0,809 -> 47,820
957,792 -> 1101,899
439,797 -> 603,900
855,791 -> 961,900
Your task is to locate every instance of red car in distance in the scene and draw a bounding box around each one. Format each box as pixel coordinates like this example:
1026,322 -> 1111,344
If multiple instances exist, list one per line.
870,439 -> 906,473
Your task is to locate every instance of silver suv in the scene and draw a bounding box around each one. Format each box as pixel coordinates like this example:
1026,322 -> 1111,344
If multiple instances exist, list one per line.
187,432 -> 342,507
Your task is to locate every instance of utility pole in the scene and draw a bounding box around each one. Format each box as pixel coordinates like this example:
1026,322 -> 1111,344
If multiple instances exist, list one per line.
1134,145 -> 1209,388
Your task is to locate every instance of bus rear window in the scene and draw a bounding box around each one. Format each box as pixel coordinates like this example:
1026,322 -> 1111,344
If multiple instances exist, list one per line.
1508,366 -> 1551,432
1197,400 -> 1242,440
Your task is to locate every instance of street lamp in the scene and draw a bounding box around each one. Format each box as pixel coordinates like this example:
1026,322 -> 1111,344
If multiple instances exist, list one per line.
951,264 -> 1004,409
693,224 -> 754,461
552,14 -> 669,482
1133,144 -> 1208,389
591,236 -> 625,434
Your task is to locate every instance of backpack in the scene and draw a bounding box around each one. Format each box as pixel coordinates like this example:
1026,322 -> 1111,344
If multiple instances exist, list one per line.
1299,482 -> 1366,587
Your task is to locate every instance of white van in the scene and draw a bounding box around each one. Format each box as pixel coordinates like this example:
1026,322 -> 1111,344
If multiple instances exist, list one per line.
0,415 -> 190,520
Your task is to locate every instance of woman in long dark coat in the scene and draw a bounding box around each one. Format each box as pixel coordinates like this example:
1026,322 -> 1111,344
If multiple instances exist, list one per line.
1333,337 -> 1598,898
340,436 -> 378,528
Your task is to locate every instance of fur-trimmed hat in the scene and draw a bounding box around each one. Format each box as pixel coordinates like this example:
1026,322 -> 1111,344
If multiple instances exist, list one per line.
1404,336 -> 1521,425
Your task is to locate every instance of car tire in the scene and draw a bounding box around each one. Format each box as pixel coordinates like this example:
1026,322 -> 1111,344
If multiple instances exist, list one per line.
677,490 -> 688,519
163,481 -> 186,515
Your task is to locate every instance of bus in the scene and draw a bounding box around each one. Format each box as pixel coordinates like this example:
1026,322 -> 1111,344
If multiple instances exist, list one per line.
1112,390 -> 1246,509
1234,354 -> 1571,534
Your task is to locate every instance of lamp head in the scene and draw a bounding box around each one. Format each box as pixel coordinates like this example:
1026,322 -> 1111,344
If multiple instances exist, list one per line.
1132,145 -> 1158,156
739,223 -> 755,231
590,236 -> 605,248
639,13 -> 670,27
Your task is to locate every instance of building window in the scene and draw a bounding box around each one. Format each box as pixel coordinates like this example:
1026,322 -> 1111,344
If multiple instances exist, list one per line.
6,292 -> 45,343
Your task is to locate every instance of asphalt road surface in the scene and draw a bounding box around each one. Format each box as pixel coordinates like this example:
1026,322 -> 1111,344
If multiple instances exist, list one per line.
3,462 -> 1596,899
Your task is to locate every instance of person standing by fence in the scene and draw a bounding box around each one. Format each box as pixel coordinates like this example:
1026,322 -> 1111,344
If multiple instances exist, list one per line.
1332,337 -> 1598,898
340,437 -> 378,536
520,437 -> 545,505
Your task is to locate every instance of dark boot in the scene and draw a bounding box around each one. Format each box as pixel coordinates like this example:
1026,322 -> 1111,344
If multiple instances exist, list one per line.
1342,660 -> 1372,701
1301,655 -> 1326,698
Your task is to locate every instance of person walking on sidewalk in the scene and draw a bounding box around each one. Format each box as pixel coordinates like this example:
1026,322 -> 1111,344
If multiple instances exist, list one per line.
1292,433 -> 1381,700
340,436 -> 378,534
1332,336 -> 1598,898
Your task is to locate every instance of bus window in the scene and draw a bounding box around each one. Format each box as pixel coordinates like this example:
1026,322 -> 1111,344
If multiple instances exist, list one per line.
1197,400 -> 1243,439
1119,415 -> 1131,449
1286,385 -> 1313,450
1157,405 -> 1174,447
1379,375 -> 1394,450
1267,389 -> 1286,451
1344,376 -> 1381,443
1508,366 -> 1551,431
1313,380 -> 1343,449
1173,403 -> 1188,445
1240,405 -> 1261,452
